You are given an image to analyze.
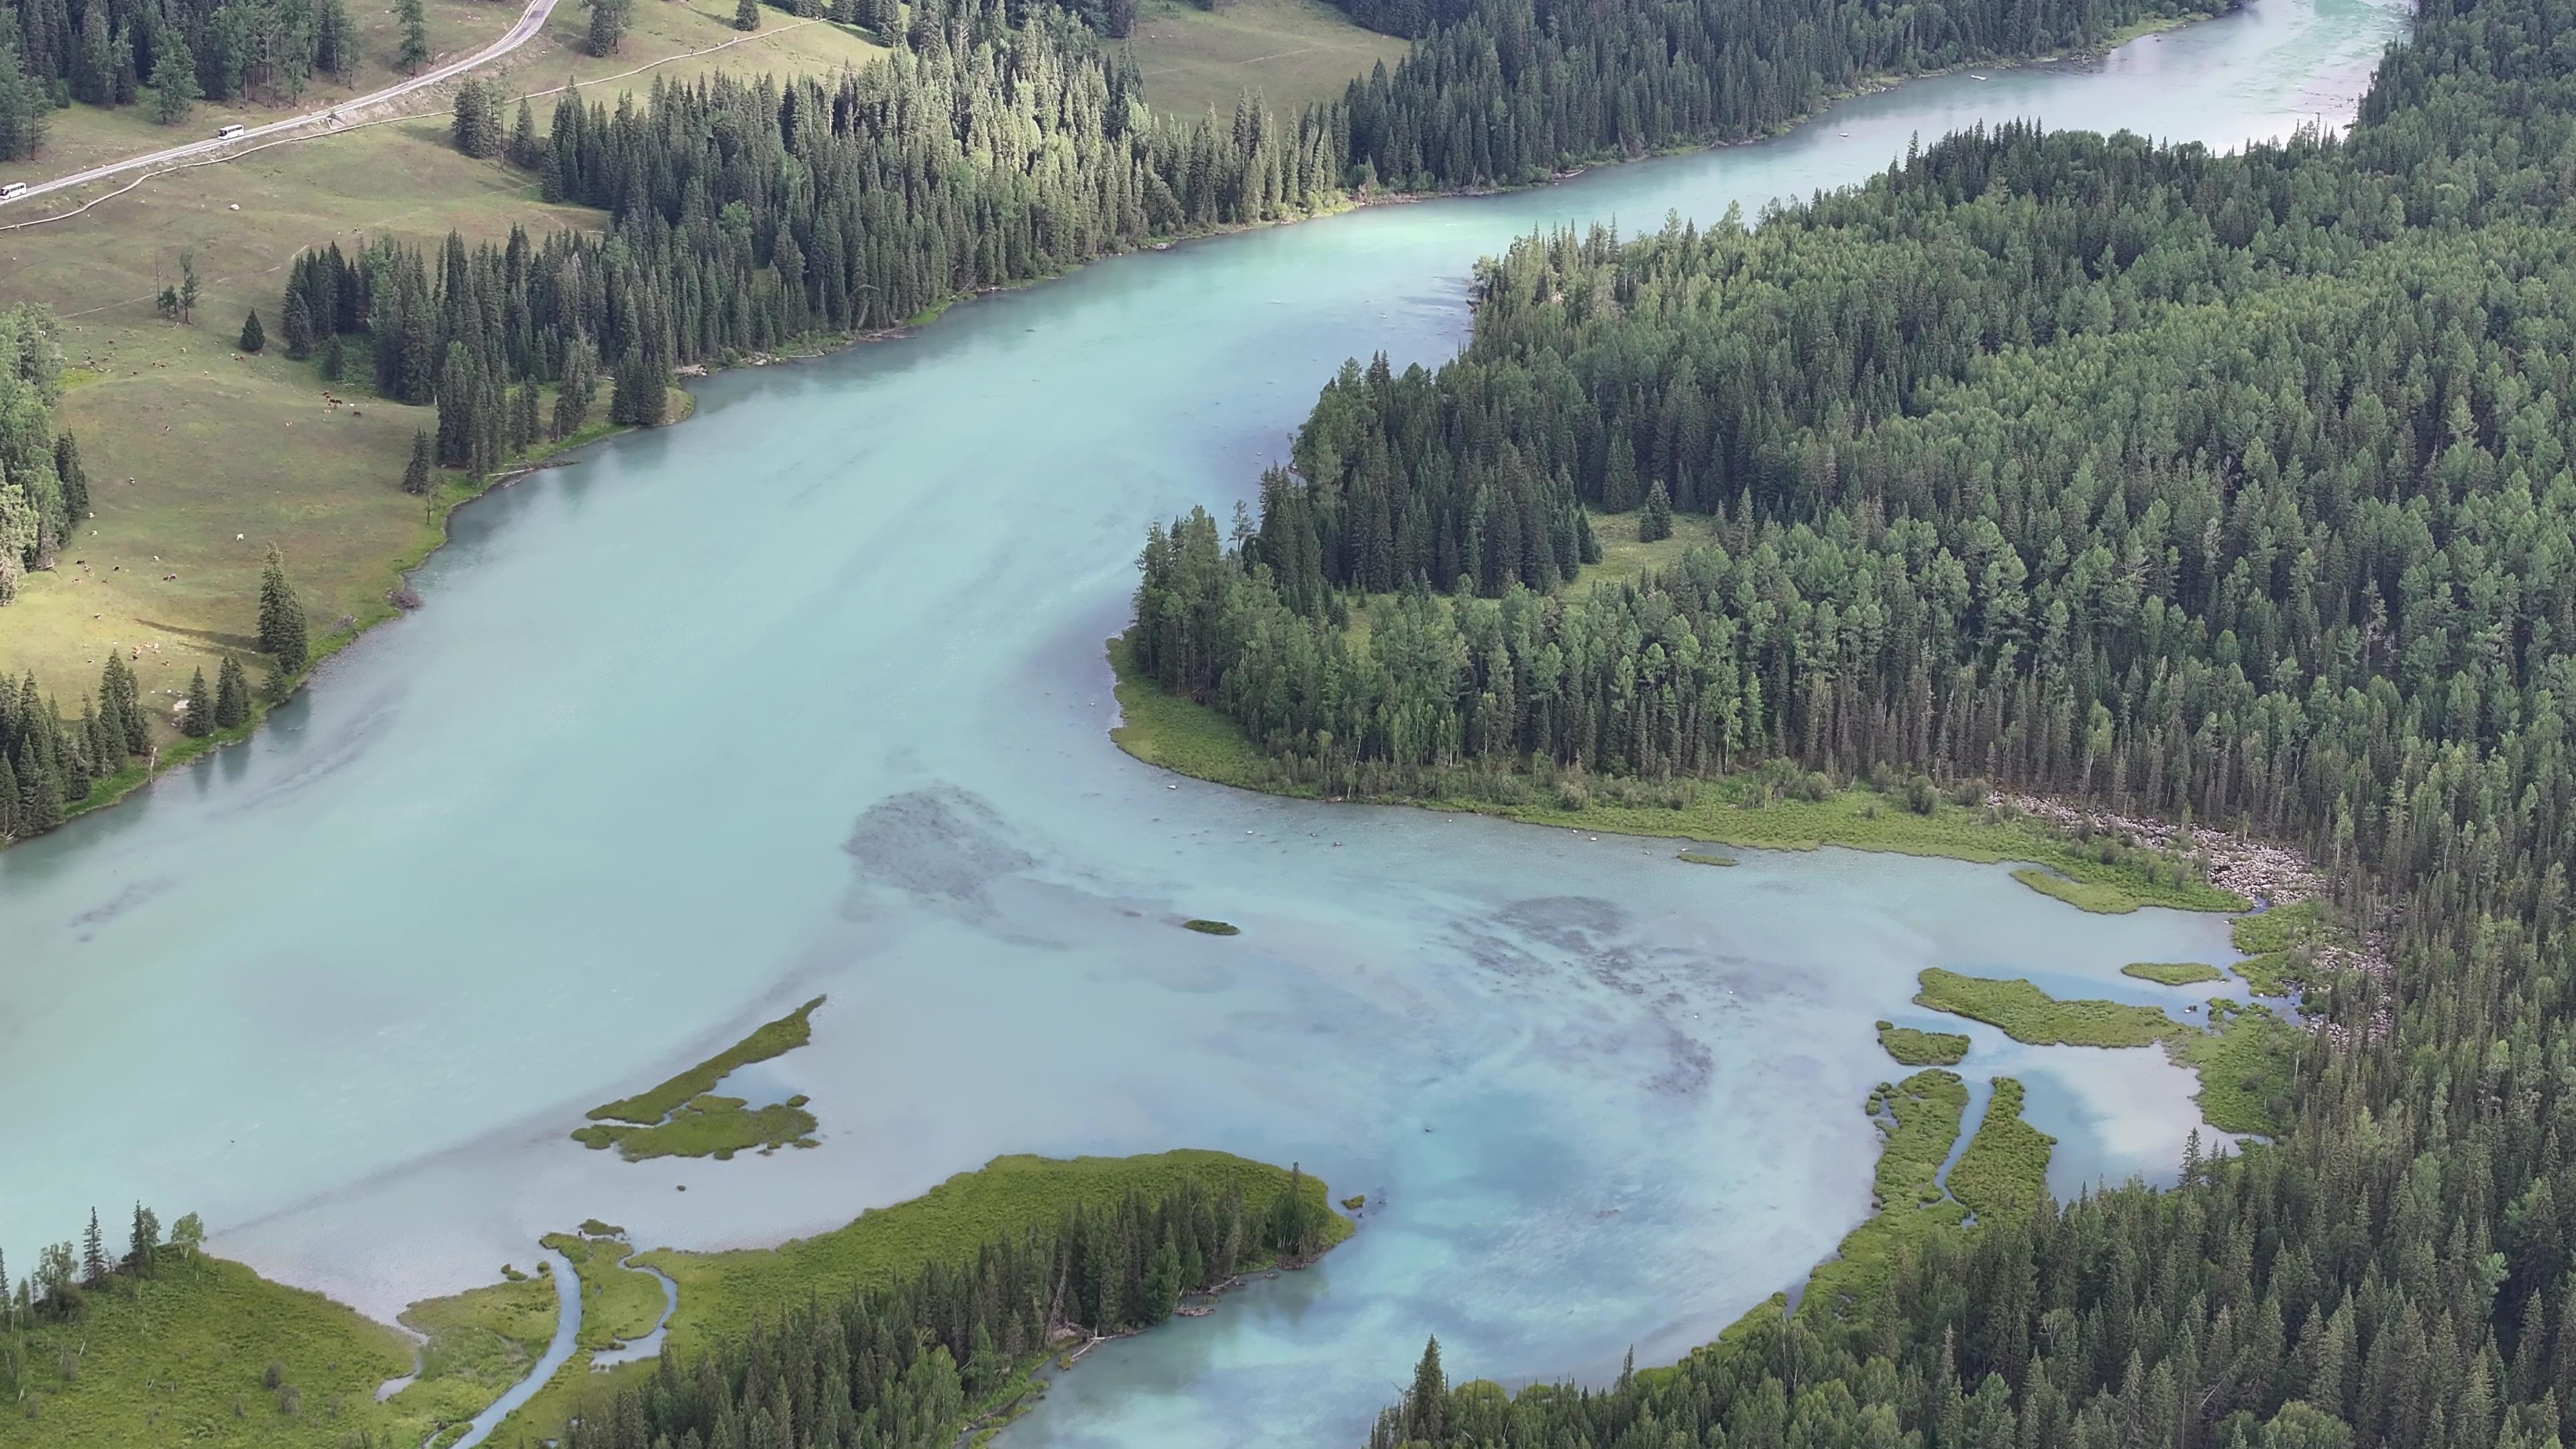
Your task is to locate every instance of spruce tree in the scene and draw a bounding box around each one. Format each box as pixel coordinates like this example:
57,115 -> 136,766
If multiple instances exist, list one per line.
584,0 -> 629,56
509,98 -> 539,167
1640,478 -> 1672,542
213,656 -> 250,729
403,429 -> 435,495
399,0 -> 431,72
608,345 -> 665,427
735,0 -> 761,30
238,309 -> 264,354
182,667 -> 211,737
256,545 -> 308,673
80,1209 -> 105,1288
149,38 -> 197,125
280,290 -> 312,359
54,433 -> 87,523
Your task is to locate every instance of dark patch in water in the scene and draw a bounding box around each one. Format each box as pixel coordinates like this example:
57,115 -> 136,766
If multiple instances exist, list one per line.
1492,896 -> 1629,953
841,787 -> 1034,902
70,875 -> 177,934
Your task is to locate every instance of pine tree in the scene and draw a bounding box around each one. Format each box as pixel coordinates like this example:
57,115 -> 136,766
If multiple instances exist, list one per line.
126,1203 -> 160,1275
149,37 -> 197,125
80,1209 -> 105,1288
320,331 -> 345,381
735,0 -> 762,30
403,429 -> 435,495
54,433 -> 87,524
399,0 -> 430,72
213,656 -> 250,729
608,345 -> 665,427
1405,1336 -> 1448,1441
238,309 -> 264,353
257,545 -> 308,672
182,667 -> 212,737
280,290 -> 313,359
1640,478 -> 1672,542
508,98 -> 539,167
585,0 -> 629,56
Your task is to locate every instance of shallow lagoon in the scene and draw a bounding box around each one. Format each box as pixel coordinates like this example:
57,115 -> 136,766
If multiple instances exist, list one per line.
0,0 -> 2404,1440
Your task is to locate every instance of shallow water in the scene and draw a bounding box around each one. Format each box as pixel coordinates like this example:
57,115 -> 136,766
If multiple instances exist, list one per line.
0,0 -> 2404,1440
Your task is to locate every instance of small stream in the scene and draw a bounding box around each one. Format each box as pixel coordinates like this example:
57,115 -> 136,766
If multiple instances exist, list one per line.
447,1247 -> 580,1449
592,1253 -> 681,1369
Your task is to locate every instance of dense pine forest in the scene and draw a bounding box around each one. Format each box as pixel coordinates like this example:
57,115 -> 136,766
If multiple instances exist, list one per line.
1128,0 -> 2576,1442
0,0 -> 367,158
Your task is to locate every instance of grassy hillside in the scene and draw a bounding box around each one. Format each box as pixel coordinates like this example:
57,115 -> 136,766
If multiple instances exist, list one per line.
0,0 -> 1400,740
0,5 -> 889,725
1130,0 -> 1409,116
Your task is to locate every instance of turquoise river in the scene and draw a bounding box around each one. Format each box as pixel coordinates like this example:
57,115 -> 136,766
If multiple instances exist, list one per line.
0,0 -> 2406,1440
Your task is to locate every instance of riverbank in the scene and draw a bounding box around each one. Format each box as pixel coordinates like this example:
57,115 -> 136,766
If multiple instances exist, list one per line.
0,0 -> 2266,859
1106,634 -> 2251,916
0,1150 -> 1353,1448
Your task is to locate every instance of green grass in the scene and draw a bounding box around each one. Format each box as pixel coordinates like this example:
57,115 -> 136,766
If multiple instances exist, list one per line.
2228,900 -> 2329,994
1183,918 -> 1242,934
1876,1020 -> 1970,1065
1106,634 -> 1309,794
1913,969 -> 2181,1049
2123,960 -> 2223,985
390,1273 -> 564,1447
1677,851 -> 1739,866
503,1150 -> 1354,1442
1127,0 -> 1411,117
1947,1078 -> 2055,1222
2011,865 -> 2141,913
1104,635 -> 2248,915
539,1230 -> 667,1353
2171,999 -> 2299,1135
0,1247 -> 577,1449
572,1093 -> 820,1161
1798,1070 -> 1968,1321
582,995 -> 822,1130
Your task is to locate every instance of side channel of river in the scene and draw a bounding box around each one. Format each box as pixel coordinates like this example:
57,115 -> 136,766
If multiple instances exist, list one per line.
0,0 -> 2406,1442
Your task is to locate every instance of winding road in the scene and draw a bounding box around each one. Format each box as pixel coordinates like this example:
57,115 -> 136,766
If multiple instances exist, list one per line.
0,0 -> 566,209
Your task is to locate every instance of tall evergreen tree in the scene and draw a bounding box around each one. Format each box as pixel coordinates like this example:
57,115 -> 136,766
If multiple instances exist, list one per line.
256,544 -> 307,672
212,655 -> 250,729
181,668 -> 211,737
237,309 -> 264,353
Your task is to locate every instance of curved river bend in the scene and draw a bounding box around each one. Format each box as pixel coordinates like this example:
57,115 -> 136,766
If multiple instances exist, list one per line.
0,1 -> 2404,1442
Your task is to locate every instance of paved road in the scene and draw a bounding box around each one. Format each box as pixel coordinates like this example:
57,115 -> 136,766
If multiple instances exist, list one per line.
0,0 -> 565,209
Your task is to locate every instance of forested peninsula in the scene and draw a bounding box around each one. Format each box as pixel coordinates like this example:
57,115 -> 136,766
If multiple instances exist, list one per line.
1118,0 -> 2576,1440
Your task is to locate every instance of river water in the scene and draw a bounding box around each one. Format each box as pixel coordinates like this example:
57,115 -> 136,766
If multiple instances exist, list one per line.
0,0 -> 2404,1441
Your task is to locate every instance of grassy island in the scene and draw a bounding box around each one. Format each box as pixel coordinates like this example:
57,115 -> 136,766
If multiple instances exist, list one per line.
1184,918 -> 1242,935
2123,961 -> 2224,985
573,996 -> 824,1160
1913,969 -> 2178,1048
1948,1079 -> 2057,1222
1877,1020 -> 1972,1065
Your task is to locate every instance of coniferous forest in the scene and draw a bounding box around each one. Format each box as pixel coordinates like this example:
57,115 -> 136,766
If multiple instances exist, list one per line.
264,0 -> 2220,467
1125,0 -> 2576,1441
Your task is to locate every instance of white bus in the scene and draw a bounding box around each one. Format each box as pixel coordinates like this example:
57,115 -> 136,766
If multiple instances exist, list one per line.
215,123 -> 247,140
0,182 -> 26,200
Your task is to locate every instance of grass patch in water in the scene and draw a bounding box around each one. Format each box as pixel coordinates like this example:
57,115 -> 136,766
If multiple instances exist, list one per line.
2010,866 -> 2139,913
574,998 -> 826,1160
1677,851 -> 1739,866
1799,1070 -> 1968,1322
1947,1078 -> 2056,1223
587,997 -> 824,1126
1184,918 -> 1242,935
1913,969 -> 2180,1048
1876,1020 -> 1970,1065
2173,999 -> 2299,1135
2123,960 -> 2223,985
574,1093 -> 819,1161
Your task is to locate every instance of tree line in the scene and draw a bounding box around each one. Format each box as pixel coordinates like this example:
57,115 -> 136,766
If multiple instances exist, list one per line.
548,1169 -> 1337,1449
0,0 -> 368,156
0,1199 -> 206,1398
1126,0 -> 2576,1441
